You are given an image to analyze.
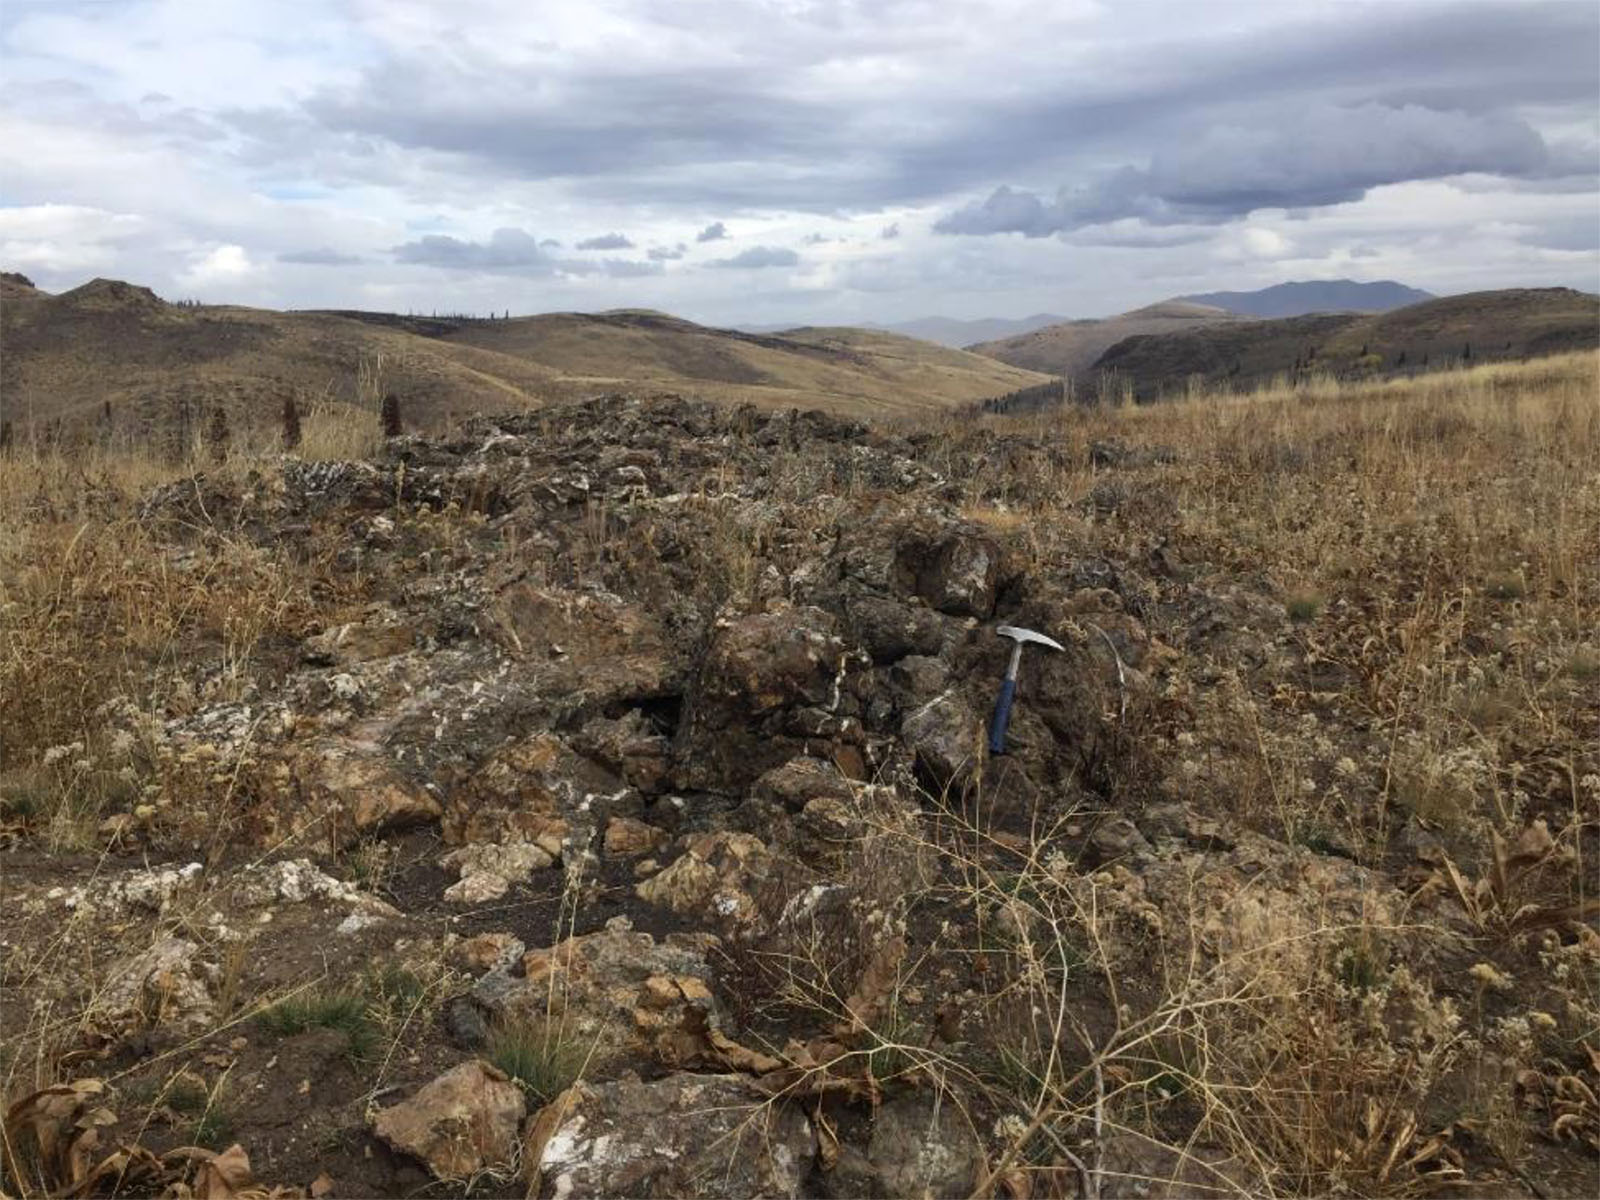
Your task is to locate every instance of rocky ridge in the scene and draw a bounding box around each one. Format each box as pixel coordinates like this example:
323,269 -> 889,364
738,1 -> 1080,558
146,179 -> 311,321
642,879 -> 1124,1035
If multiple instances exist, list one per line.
4,391 -> 1595,1198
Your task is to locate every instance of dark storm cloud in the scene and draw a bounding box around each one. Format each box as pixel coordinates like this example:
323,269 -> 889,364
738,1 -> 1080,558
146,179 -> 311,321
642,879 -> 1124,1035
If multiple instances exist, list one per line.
287,2 -> 1597,213
695,221 -> 728,242
706,245 -> 799,269
576,232 -> 634,250
936,104 -> 1557,236
392,226 -> 659,276
278,246 -> 363,265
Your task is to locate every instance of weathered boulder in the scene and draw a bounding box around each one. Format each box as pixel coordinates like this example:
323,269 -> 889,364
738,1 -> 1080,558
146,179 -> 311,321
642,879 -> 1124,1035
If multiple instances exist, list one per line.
371,1060 -> 526,1181
897,524 -> 1001,618
675,607 -> 849,789
868,1091 -> 983,1199
474,920 -> 752,1069
100,937 -> 215,1031
266,739 -> 441,848
525,1074 -> 814,1199
635,831 -> 778,927
441,842 -> 555,905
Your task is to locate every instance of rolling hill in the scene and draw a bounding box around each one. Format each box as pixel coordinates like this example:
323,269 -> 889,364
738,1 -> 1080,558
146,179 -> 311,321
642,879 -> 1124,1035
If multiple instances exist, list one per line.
1179,279 -> 1434,317
1092,287 -> 1600,399
966,300 -> 1245,379
0,278 -> 1054,439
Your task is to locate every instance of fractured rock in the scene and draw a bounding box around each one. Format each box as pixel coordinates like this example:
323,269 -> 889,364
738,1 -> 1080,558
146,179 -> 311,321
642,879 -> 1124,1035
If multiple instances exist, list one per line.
603,815 -> 667,856
371,1060 -> 526,1181
442,842 -> 555,905
526,1073 -> 814,1199
474,921 -> 744,1069
635,831 -> 776,927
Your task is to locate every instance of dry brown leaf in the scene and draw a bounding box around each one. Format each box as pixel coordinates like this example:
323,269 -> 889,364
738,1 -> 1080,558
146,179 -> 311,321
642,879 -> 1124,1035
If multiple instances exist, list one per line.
704,1027 -> 784,1075
308,1172 -> 336,1198
840,934 -> 906,1037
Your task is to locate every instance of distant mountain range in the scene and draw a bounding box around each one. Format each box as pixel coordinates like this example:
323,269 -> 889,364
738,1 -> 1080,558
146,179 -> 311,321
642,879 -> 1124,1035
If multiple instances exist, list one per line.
868,313 -> 1068,347
1179,279 -> 1435,317
754,279 -> 1438,348
966,301 -> 1244,378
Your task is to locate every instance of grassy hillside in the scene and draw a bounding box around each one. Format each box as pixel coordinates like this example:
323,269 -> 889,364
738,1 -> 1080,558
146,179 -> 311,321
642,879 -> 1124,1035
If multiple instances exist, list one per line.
0,279 -> 559,440
0,278 -> 1054,444
1093,287 -> 1599,399
967,300 -> 1243,379
325,307 -> 1053,418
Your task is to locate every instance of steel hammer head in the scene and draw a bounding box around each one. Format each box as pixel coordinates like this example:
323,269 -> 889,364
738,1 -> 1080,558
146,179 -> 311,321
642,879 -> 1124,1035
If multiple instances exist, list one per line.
996,625 -> 1065,653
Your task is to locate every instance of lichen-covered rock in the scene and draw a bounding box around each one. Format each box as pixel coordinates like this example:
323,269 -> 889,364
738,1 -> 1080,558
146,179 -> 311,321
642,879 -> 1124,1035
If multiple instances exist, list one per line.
525,1074 -> 814,1199
100,937 -> 214,1031
371,1060 -> 526,1180
473,919 -> 754,1070
867,1091 -> 982,1199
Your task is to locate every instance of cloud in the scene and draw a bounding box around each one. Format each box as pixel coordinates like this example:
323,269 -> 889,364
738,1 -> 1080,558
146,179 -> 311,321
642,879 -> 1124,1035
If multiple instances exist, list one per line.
880,223 -> 900,240
394,226 -> 553,270
391,225 -> 659,277
706,245 -> 799,269
937,104 -> 1557,236
278,246 -> 363,265
648,243 -> 687,260
576,232 -> 633,250
179,243 -> 258,290
695,221 -> 728,242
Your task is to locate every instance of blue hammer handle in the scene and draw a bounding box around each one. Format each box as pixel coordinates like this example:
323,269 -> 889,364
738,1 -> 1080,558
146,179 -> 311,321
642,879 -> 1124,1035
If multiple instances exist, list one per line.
988,677 -> 1018,755
989,640 -> 1025,755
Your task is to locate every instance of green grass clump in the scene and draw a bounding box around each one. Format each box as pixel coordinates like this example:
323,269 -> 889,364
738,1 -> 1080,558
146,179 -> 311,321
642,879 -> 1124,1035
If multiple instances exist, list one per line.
257,989 -> 377,1060
487,1020 -> 584,1106
1285,592 -> 1324,623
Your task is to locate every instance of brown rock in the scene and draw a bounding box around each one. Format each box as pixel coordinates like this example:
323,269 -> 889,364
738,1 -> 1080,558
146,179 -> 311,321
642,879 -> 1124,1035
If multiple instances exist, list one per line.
604,816 -> 667,856
475,922 -> 744,1069
279,741 -> 441,847
635,831 -> 774,925
450,932 -> 526,974
371,1060 -> 526,1180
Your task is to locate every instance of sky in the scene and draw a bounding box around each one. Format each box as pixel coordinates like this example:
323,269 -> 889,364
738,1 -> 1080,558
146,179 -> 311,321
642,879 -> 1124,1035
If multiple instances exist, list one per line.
1,0 -> 1597,325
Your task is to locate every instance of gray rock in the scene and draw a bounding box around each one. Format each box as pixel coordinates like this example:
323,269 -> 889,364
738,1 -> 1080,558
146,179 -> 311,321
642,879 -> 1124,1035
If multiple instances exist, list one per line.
527,1073 -> 814,1198
867,1092 -> 982,1199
